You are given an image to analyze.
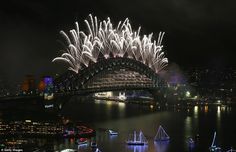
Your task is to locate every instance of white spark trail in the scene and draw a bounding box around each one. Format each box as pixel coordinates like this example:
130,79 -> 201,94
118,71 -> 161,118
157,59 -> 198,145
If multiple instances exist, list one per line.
53,14 -> 168,74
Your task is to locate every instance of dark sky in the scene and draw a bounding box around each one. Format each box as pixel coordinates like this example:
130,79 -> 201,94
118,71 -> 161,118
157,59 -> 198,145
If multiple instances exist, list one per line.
0,0 -> 236,83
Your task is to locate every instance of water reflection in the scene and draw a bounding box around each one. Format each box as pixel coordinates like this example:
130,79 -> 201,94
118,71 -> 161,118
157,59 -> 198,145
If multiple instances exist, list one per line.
127,145 -> 148,152
217,106 -> 221,115
77,144 -> 88,151
154,141 -> 169,152
118,102 -> 125,107
2,97 -> 236,152
184,116 -> 192,138
193,106 -> 198,119
109,134 -> 118,140
61,138 -> 75,150
118,102 -> 126,118
184,116 -> 196,152
217,106 -> 221,131
204,106 -> 208,113
193,106 -> 199,131
94,99 -> 102,104
94,100 -> 127,120
187,144 -> 195,152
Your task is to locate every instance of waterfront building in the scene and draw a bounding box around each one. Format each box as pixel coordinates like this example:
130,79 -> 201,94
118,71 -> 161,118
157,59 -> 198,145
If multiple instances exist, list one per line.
0,120 -> 63,136
21,75 -> 36,95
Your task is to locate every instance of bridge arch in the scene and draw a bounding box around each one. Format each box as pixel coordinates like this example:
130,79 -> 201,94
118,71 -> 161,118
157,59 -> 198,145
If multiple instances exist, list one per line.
54,57 -> 166,93
53,57 -> 168,111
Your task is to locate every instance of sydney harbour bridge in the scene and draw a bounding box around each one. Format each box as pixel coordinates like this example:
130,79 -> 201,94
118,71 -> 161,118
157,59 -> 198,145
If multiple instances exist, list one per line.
52,14 -> 168,104
54,57 -> 166,95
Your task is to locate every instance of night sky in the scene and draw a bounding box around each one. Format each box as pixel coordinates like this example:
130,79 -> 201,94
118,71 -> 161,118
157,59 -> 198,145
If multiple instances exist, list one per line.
0,0 -> 236,83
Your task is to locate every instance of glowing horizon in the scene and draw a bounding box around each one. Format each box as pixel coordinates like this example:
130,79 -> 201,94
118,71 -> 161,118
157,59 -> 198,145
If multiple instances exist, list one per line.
53,14 -> 168,74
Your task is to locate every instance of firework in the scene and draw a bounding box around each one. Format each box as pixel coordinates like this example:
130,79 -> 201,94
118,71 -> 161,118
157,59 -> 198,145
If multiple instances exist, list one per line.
53,14 -> 168,73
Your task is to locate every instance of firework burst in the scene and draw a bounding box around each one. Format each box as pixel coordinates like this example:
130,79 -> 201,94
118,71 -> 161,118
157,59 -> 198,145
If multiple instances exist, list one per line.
53,14 -> 168,73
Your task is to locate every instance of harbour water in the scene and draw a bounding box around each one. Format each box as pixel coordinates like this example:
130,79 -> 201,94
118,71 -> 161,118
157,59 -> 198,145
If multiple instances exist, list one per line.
1,96 -> 236,152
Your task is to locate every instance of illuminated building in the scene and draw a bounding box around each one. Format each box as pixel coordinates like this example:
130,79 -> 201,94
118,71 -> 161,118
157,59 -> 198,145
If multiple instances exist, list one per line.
38,76 -> 54,100
21,75 -> 36,94
0,120 -> 63,136
44,76 -> 53,91
38,76 -> 53,93
0,120 -> 95,138
94,92 -> 113,98
38,78 -> 46,92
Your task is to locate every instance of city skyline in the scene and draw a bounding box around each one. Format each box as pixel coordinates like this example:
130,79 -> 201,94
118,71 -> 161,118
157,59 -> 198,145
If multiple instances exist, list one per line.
1,1 -> 236,151
0,0 -> 236,83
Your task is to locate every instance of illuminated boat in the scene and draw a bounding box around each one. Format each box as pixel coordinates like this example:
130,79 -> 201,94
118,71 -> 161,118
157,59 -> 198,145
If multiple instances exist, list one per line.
95,148 -> 102,152
209,132 -> 221,152
154,125 -> 170,142
77,125 -> 95,137
63,130 -> 75,138
187,137 -> 194,144
91,141 -> 97,148
60,149 -> 76,152
226,148 -> 236,152
109,129 -> 118,135
76,138 -> 88,146
126,131 -> 148,145
186,137 -> 195,148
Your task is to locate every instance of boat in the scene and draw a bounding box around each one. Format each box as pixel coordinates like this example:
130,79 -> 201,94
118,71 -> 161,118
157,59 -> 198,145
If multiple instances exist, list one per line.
187,137 -> 194,144
154,125 -> 170,142
209,132 -> 221,152
118,92 -> 127,101
60,149 -> 76,152
76,138 -> 88,146
63,129 -> 75,138
95,148 -> 102,152
186,137 -> 195,148
226,148 -> 236,152
126,131 -> 148,145
108,129 -> 118,135
91,141 -> 97,148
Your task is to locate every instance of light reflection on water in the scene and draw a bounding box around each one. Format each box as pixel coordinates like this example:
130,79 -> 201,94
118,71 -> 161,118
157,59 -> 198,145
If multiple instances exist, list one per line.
204,106 -> 208,113
154,141 -> 169,152
1,97 -> 236,151
184,116 -> 192,139
193,106 -> 198,119
44,100 -> 236,151
126,145 -> 148,152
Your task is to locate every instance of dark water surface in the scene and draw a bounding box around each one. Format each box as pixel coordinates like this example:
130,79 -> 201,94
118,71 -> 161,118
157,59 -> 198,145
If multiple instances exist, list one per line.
61,97 -> 236,152
1,96 -> 236,152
